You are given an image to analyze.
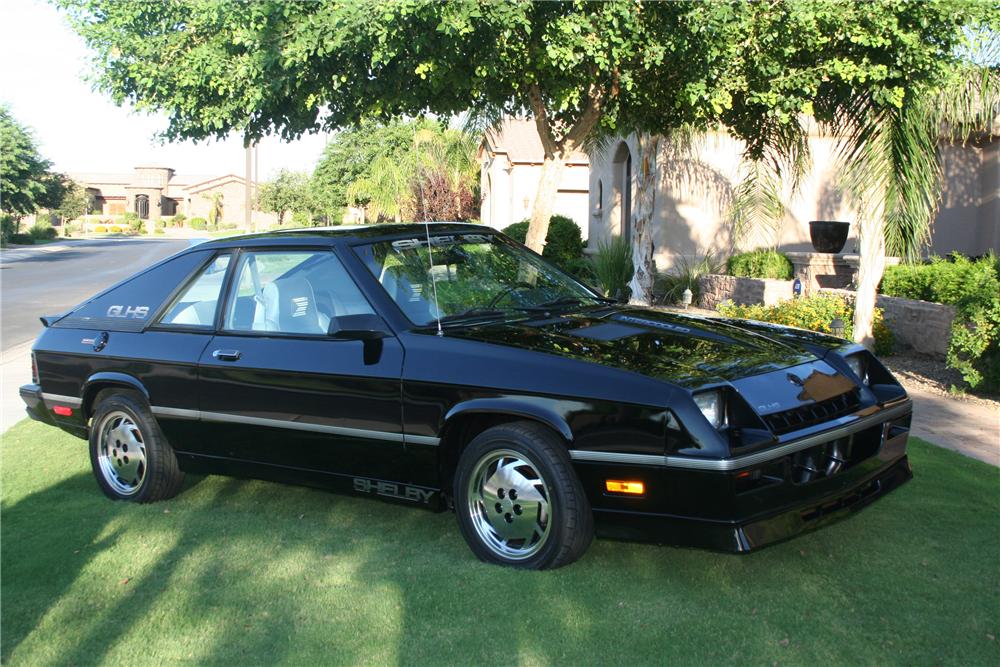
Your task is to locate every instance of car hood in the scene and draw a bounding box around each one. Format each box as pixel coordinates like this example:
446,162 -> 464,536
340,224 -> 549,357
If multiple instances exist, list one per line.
442,306 -> 820,389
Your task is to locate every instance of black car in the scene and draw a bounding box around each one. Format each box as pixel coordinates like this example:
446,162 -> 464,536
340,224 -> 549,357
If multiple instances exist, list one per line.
20,223 -> 913,569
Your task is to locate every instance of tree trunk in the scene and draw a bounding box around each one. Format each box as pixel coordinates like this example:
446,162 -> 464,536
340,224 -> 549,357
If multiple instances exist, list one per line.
629,135 -> 660,305
523,82 -> 606,254
853,207 -> 886,350
524,153 -> 566,252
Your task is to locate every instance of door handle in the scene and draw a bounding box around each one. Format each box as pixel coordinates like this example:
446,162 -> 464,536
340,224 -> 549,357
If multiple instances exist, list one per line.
212,349 -> 242,361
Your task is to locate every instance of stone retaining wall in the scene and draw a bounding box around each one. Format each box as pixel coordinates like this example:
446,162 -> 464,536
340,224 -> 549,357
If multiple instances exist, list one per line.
699,274 -> 795,310
820,288 -> 956,357
698,274 -> 957,358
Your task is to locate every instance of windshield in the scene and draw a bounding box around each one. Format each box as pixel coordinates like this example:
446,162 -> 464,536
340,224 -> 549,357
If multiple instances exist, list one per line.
354,231 -> 605,326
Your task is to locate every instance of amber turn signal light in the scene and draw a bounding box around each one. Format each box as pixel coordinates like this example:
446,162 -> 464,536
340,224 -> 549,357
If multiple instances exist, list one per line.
605,480 -> 645,495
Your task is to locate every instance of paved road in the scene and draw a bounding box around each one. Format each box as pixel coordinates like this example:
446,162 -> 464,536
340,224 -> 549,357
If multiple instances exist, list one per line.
1,238 -> 187,431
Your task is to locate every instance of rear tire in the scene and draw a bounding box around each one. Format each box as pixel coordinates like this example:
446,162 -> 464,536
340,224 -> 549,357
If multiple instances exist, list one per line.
454,421 -> 593,569
88,389 -> 184,503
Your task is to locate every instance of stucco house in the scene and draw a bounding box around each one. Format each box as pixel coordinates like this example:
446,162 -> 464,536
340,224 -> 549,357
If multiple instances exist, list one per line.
70,165 -> 276,227
479,119 -> 590,237
481,119 -> 998,268
587,129 -> 999,268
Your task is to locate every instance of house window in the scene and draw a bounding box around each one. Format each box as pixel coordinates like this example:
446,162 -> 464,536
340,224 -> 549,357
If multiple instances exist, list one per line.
134,194 -> 149,220
612,142 -> 632,245
596,180 -> 603,212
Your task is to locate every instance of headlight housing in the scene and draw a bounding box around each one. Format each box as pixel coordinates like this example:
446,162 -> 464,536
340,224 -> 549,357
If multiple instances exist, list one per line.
693,390 -> 724,428
846,353 -> 868,385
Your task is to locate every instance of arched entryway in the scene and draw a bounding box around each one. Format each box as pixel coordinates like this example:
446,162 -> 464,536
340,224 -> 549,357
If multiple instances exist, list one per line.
134,194 -> 149,220
611,142 -> 632,245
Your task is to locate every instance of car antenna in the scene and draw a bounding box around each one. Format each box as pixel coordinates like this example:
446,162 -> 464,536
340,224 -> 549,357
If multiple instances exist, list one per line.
415,122 -> 444,337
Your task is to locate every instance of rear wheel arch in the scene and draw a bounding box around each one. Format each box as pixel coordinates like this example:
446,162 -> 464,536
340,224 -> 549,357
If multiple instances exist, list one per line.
82,373 -> 150,421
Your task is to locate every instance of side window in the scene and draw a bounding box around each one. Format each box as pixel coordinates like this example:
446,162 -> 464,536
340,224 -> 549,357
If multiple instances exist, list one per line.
224,250 -> 373,335
158,254 -> 231,328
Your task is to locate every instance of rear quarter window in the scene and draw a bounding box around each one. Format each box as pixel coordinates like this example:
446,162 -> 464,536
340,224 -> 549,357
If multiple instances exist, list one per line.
53,250 -> 214,332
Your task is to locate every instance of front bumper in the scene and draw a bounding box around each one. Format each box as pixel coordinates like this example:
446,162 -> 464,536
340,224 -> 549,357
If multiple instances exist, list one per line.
575,401 -> 913,552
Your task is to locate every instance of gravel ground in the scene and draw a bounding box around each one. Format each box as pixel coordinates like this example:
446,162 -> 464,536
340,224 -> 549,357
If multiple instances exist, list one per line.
882,352 -> 1000,409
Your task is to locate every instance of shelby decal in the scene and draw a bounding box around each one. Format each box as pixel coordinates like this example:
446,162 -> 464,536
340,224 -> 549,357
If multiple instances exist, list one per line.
353,478 -> 434,504
106,305 -> 150,319
392,233 -> 491,252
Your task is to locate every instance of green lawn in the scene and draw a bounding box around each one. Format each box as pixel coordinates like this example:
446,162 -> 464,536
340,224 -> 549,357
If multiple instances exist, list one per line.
2,420 -> 997,666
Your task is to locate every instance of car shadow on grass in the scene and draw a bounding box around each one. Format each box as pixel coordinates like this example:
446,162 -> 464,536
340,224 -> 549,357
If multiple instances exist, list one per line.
3,438 -> 998,665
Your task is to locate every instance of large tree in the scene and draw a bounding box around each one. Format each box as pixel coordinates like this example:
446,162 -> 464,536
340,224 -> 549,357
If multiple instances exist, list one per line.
0,104 -> 66,218
56,0 -> 736,252
258,170 -> 311,226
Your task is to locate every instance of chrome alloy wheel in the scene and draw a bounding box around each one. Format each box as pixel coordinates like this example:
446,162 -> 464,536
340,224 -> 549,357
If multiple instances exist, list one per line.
466,448 -> 551,561
96,411 -> 147,496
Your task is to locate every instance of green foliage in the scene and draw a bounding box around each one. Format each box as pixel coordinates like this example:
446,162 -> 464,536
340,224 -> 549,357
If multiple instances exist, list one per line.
590,236 -> 635,301
0,214 -> 17,244
718,294 -> 894,356
502,216 -> 584,273
154,219 -> 167,230
0,104 -> 67,216
258,170 -> 311,225
655,253 -> 724,306
290,210 -> 313,228
189,217 -> 208,230
727,250 -> 794,280
881,254 -> 1000,392
120,212 -> 144,234
204,192 -> 224,228
28,219 -> 57,241
55,181 -> 92,223
171,213 -> 186,227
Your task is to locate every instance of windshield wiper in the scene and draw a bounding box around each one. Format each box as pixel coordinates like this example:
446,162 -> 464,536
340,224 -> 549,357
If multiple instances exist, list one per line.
518,296 -> 611,313
434,308 -> 510,326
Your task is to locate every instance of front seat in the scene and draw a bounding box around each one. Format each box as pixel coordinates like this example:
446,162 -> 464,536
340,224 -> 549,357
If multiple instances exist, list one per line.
261,276 -> 330,334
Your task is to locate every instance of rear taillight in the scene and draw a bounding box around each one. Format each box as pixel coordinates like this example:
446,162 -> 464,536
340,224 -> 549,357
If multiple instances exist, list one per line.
31,352 -> 39,384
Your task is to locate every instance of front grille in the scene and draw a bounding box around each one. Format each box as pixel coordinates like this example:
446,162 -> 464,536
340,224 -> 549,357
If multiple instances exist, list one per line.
763,390 -> 861,435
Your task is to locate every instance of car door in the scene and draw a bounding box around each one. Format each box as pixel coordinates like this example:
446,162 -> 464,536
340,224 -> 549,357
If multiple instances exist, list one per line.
192,247 -> 407,481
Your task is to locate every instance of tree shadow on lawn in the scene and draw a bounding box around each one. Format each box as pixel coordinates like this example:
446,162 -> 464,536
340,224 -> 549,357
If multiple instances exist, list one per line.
4,440 -> 997,665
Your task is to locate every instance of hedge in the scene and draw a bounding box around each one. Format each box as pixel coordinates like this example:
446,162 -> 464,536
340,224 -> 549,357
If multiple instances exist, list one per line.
881,254 -> 1000,392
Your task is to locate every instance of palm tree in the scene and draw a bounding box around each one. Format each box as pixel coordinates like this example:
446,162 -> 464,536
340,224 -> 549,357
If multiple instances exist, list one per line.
345,156 -> 411,223
731,63 -> 999,348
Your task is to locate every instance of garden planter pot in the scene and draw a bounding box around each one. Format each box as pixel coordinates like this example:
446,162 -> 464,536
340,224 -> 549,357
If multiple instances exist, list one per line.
809,220 -> 850,254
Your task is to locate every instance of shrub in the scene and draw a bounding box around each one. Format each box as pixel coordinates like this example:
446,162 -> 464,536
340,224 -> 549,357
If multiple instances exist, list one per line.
154,219 -> 167,229
502,215 -> 585,272
589,236 -> 634,301
109,225 -> 124,233
291,210 -> 313,228
727,250 -> 794,280
93,225 -> 107,233
655,253 -> 723,306
28,219 -> 57,241
9,233 -> 33,245
121,212 -> 144,233
881,253 -> 999,392
1,214 -> 18,244
718,294 -> 894,356
190,217 -> 208,230
172,213 -> 187,227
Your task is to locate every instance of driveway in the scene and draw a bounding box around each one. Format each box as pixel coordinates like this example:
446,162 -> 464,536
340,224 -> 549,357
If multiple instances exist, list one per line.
1,238 -> 188,432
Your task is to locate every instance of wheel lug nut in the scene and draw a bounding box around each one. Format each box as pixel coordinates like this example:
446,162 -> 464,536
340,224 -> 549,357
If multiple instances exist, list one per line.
513,504 -> 522,515
504,513 -> 513,523
494,502 -> 502,513
497,488 -> 505,499
509,490 -> 518,501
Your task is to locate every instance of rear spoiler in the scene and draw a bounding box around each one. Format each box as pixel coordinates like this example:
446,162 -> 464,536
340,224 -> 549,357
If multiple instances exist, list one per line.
39,313 -> 67,328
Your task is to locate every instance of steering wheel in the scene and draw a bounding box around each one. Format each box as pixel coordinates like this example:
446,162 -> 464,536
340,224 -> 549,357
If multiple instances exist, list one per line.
486,281 -> 536,309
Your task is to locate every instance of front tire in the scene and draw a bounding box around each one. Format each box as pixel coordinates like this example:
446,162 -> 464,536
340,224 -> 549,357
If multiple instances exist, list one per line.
89,390 -> 184,502
454,422 -> 593,569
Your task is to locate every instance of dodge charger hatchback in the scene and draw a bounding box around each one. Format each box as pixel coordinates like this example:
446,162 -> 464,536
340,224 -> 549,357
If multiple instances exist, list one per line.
21,223 -> 913,569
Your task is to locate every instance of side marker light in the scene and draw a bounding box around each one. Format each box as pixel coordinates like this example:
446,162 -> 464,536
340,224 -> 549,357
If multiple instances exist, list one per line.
605,480 -> 645,495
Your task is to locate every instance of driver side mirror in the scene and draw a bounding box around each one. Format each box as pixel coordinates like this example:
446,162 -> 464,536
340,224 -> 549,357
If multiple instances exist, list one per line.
327,313 -> 391,341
